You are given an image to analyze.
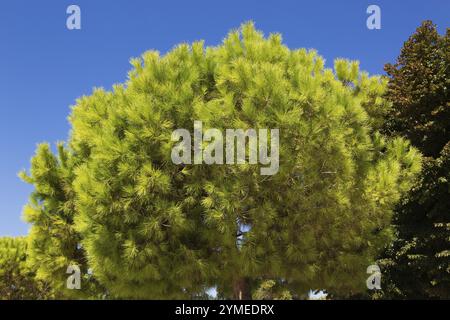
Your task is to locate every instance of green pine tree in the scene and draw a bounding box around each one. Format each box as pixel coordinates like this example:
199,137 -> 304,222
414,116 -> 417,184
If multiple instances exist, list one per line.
19,144 -> 104,299
22,22 -> 421,299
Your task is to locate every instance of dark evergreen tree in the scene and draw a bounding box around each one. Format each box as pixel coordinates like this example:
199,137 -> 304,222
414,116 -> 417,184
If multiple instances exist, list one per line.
380,21 -> 450,299
384,21 -> 450,158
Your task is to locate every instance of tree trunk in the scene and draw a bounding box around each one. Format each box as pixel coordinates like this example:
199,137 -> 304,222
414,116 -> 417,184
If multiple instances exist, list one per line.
232,277 -> 252,300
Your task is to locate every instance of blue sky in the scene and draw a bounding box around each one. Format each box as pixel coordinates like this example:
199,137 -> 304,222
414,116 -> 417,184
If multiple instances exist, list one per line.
0,0 -> 449,236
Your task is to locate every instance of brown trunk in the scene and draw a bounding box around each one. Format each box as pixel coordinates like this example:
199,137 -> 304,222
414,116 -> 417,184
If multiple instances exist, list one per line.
232,277 -> 252,300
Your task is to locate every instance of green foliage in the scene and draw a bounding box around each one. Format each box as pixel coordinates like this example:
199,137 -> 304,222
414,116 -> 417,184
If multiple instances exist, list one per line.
252,280 -> 293,300
384,21 -> 450,158
381,145 -> 450,298
0,237 -> 53,299
22,22 -> 421,299
19,143 -> 104,299
380,21 -> 450,299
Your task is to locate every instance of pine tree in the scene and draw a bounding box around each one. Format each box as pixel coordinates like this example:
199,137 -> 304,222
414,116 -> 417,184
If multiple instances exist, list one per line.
0,237 -> 53,299
380,21 -> 450,299
22,22 -> 421,299
19,144 -> 103,298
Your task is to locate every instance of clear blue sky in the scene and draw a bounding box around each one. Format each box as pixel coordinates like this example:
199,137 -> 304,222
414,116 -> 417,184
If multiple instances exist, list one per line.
0,0 -> 448,236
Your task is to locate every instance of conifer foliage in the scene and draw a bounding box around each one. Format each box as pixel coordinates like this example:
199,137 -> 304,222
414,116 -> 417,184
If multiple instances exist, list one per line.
21,23 -> 421,299
0,237 -> 52,299
19,144 -> 103,298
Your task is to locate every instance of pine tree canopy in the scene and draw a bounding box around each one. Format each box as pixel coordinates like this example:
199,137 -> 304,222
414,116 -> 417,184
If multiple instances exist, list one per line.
21,22 -> 421,298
